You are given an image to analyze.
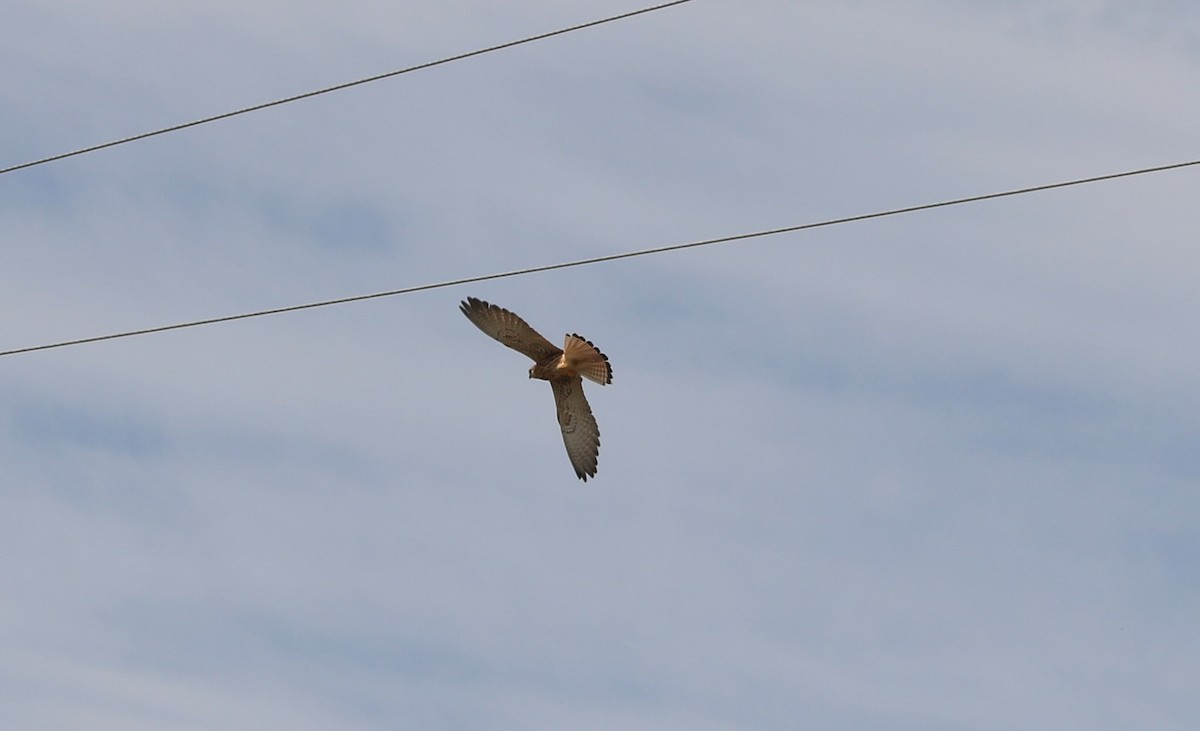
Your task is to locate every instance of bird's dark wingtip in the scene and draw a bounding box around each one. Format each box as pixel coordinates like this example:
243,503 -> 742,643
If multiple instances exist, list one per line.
459,296 -> 485,317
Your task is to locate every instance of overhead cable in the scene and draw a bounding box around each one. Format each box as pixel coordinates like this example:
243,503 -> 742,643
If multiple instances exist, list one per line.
0,0 -> 697,176
2,158 -> 1196,358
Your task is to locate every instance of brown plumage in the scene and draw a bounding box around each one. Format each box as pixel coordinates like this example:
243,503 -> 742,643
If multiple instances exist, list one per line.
459,296 -> 612,481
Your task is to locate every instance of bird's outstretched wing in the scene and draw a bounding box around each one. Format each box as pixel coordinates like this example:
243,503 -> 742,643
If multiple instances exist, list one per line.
459,297 -> 561,362
550,377 -> 601,481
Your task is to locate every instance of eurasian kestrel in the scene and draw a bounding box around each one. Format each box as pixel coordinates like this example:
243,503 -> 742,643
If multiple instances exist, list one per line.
459,296 -> 612,481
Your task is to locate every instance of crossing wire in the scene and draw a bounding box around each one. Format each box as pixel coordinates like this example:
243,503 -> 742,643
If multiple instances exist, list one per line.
0,0 -> 697,176
1,158 -> 1196,358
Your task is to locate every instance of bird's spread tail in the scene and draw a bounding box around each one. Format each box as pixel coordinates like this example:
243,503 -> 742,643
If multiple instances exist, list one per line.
562,334 -> 612,385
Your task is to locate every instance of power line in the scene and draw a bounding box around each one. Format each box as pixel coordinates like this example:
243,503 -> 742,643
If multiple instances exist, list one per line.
0,0 -> 696,176
2,158 -> 1196,359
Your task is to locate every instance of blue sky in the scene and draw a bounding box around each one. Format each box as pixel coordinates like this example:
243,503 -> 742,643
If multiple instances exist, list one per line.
2,1 -> 1199,729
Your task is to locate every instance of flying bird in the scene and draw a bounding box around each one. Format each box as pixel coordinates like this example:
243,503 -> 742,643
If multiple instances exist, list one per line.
459,296 -> 612,481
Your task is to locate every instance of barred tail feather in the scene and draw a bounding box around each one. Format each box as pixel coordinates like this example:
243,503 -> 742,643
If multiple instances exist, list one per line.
562,333 -> 612,385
